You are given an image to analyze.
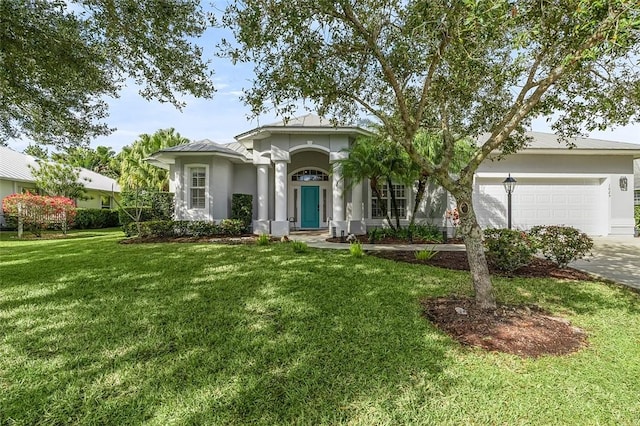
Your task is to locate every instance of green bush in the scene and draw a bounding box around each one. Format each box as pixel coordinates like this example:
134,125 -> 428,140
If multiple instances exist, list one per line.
231,194 -> 253,232
349,241 -> 365,257
256,233 -> 271,246
410,223 -> 444,242
529,225 -> 593,268
178,221 -> 220,237
483,228 -> 535,272
291,240 -> 308,253
219,219 -> 244,236
148,192 -> 174,221
118,207 -> 153,229
635,205 -> 640,228
367,227 -> 381,243
74,209 -> 119,229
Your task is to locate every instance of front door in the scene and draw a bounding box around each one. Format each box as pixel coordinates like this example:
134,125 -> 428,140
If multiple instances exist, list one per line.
301,186 -> 320,228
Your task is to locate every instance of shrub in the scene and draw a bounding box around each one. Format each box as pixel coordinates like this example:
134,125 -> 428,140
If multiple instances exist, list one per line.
529,225 -> 593,268
2,192 -> 76,236
118,207 -> 153,229
219,219 -> 244,236
74,209 -> 119,229
127,221 -> 176,238
256,233 -> 271,246
635,206 -> 640,228
231,194 -> 253,232
181,221 -> 219,237
410,223 -> 444,242
349,241 -> 365,257
368,227 -> 381,243
415,247 -> 438,261
291,240 -> 308,253
148,192 -> 174,221
483,228 -> 535,272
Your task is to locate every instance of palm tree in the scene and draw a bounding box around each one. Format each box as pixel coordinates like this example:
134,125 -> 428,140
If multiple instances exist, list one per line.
117,128 -> 189,192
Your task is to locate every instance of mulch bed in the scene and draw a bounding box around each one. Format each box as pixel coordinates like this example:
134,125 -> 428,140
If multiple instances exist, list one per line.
421,297 -> 588,358
369,250 -> 594,280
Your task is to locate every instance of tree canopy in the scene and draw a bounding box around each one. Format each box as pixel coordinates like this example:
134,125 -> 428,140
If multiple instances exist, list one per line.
29,162 -> 89,201
224,0 -> 640,308
1,0 -> 214,147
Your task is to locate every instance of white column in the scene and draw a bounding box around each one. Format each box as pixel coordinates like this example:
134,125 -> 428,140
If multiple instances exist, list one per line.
274,161 -> 287,222
257,164 -> 269,221
348,180 -> 366,234
331,162 -> 348,235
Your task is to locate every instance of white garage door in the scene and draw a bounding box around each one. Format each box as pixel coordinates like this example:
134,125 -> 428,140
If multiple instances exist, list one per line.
474,177 -> 608,235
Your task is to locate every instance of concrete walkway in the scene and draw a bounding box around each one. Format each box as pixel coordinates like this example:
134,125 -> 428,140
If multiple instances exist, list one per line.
290,231 -> 640,290
570,236 -> 640,290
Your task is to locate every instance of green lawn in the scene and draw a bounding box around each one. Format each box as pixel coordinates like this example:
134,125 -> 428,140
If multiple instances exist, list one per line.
1,229 -> 639,425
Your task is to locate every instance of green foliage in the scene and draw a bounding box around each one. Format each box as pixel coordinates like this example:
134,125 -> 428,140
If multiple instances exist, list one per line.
635,205 -> 640,228
52,146 -> 119,179
1,1 -> 214,146
415,247 -> 439,261
529,225 -> 594,268
218,219 -> 245,236
367,227 -> 381,244
118,129 -> 189,192
231,194 -> 253,232
349,241 -> 365,257
23,144 -> 48,159
410,224 -> 445,243
74,209 -> 119,229
29,162 -> 89,200
118,207 -> 154,230
483,228 -> 536,273
290,240 -> 308,253
256,233 -> 271,246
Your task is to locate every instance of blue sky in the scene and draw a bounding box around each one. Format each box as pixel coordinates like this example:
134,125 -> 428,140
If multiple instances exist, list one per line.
7,5 -> 640,153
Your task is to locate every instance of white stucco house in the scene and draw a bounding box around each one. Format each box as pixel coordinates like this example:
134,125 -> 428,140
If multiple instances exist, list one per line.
147,114 -> 640,237
0,146 -> 121,224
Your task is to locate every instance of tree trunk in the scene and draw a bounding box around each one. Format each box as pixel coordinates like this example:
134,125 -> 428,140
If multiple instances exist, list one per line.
387,177 -> 401,230
455,191 -> 496,310
409,175 -> 428,228
370,179 -> 395,231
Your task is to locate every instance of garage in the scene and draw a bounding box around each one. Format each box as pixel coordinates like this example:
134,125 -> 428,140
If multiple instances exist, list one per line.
474,176 -> 609,235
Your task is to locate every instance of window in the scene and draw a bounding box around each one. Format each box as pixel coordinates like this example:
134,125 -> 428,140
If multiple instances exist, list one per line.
189,167 -> 206,209
291,169 -> 329,181
635,190 -> 640,206
101,196 -> 112,209
371,183 -> 407,219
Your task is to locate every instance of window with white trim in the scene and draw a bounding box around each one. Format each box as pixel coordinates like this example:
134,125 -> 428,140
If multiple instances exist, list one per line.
189,167 -> 206,209
371,183 -> 407,219
635,190 -> 640,206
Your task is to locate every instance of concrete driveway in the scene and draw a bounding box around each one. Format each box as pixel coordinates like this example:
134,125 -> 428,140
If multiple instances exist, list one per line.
570,237 -> 640,290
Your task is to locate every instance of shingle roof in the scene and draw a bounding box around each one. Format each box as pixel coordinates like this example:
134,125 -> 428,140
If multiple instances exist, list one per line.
0,146 -> 120,192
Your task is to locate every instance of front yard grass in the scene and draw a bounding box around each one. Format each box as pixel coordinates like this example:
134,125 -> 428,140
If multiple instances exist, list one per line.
1,229 -> 639,424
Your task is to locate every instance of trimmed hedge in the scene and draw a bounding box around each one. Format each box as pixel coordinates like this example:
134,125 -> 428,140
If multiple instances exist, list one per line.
124,219 -> 245,238
74,209 -> 119,229
231,194 -> 253,232
118,207 -> 154,228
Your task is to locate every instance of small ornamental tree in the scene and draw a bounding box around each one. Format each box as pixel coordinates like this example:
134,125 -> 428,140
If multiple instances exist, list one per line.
2,192 -> 76,237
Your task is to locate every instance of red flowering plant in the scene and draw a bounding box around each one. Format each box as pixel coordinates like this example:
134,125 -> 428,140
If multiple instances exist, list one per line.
2,192 -> 76,237
445,207 -> 460,238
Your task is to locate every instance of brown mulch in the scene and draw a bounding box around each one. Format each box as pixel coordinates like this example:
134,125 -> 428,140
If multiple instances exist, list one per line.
370,250 -> 594,280
421,297 -> 588,358
326,236 -> 465,244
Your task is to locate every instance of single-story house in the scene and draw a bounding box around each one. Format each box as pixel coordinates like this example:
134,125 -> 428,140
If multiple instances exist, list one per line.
0,146 -> 121,222
147,114 -> 640,237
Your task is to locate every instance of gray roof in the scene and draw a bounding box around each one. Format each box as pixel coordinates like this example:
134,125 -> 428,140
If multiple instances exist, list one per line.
524,131 -> 640,151
0,145 -> 120,192
158,139 -> 248,158
235,113 -> 371,141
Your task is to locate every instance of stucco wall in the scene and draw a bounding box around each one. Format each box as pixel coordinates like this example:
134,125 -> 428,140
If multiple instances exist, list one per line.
232,164 -> 258,219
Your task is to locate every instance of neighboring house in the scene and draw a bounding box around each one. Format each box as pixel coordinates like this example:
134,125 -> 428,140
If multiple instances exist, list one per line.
147,114 -> 640,237
0,146 -> 121,223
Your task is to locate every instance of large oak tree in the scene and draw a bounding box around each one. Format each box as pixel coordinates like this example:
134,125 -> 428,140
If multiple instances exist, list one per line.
1,0 -> 214,147
223,0 -> 640,309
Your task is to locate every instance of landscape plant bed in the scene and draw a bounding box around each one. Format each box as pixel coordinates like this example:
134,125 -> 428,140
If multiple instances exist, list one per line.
370,250 -> 594,280
119,234 -> 258,244
326,236 -> 465,244
421,297 -> 588,358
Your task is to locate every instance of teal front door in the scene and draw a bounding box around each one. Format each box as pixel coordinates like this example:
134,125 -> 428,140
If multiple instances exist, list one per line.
301,186 -> 320,228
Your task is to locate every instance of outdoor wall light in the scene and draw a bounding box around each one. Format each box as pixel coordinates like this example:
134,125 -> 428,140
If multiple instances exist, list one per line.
619,176 -> 628,191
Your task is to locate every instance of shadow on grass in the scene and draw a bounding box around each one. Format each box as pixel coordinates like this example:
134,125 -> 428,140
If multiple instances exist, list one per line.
1,239 -> 457,424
